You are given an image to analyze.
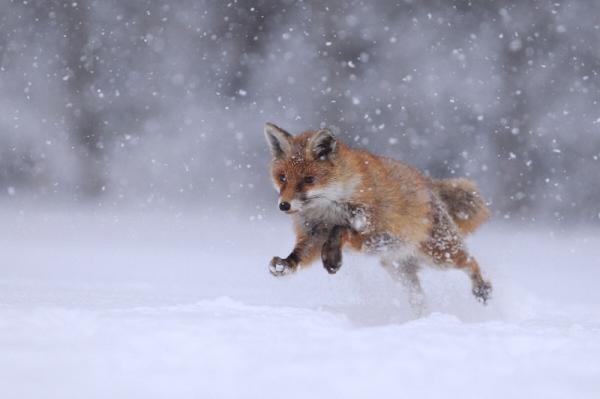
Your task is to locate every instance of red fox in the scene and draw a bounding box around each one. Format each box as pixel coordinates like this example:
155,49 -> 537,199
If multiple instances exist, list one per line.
264,122 -> 492,306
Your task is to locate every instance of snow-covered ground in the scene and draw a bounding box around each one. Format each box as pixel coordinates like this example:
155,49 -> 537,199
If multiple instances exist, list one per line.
1,207 -> 599,399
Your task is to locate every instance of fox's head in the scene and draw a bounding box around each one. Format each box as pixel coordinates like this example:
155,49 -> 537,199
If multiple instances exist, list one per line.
264,122 -> 350,214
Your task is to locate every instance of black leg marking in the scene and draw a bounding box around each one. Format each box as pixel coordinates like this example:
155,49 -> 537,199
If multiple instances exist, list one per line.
269,255 -> 298,277
472,279 -> 493,305
322,226 -> 344,274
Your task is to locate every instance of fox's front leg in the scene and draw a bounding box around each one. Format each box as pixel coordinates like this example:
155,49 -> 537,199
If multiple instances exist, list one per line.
320,205 -> 367,274
321,226 -> 364,274
269,229 -> 326,277
321,225 -> 345,274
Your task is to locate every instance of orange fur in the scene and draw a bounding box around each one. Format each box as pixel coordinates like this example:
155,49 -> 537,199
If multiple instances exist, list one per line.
265,123 -> 493,305
430,178 -> 490,235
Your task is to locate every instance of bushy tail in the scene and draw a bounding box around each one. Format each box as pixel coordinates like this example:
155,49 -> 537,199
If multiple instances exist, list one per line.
432,178 -> 490,235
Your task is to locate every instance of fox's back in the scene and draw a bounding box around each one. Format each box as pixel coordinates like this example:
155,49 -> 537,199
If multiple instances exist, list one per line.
340,145 -> 433,243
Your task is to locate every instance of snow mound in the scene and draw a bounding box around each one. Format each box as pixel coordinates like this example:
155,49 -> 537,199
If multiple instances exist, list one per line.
1,209 -> 599,398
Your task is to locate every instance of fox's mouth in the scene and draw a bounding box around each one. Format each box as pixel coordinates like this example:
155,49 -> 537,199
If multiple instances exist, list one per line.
280,195 -> 332,214
303,195 -> 324,204
297,195 -> 335,211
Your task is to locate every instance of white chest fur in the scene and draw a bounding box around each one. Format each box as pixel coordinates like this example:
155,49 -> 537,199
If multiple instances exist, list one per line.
299,198 -> 352,226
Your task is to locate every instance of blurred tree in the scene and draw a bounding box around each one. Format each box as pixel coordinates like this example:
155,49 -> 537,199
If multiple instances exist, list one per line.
0,0 -> 598,222
59,0 -> 105,196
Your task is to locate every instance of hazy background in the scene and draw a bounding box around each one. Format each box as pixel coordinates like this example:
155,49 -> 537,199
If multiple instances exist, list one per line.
1,0 -> 599,224
2,3 -> 600,397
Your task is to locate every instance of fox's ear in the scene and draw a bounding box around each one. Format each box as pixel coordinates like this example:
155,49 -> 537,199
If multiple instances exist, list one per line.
264,123 -> 292,159
308,128 -> 337,160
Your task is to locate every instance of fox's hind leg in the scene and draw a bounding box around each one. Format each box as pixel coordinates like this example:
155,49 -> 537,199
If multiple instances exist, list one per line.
422,237 -> 492,304
422,198 -> 492,304
452,250 -> 492,304
381,256 -> 425,313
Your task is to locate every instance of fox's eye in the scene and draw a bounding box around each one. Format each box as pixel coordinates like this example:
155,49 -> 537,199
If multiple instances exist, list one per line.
304,176 -> 315,184
278,174 -> 286,183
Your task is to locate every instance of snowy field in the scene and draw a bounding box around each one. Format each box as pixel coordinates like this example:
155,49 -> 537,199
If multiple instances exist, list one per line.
1,206 -> 599,399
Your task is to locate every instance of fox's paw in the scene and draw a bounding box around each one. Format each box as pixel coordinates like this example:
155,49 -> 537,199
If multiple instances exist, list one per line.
269,256 -> 296,277
472,280 -> 492,305
323,262 -> 341,274
321,251 -> 342,274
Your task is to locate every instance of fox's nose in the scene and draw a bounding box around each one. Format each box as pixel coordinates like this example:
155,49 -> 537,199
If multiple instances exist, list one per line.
279,201 -> 291,212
